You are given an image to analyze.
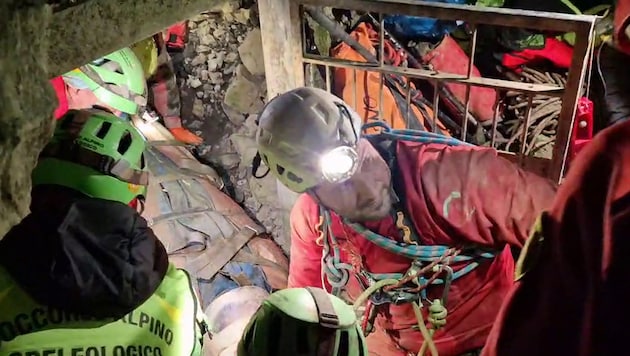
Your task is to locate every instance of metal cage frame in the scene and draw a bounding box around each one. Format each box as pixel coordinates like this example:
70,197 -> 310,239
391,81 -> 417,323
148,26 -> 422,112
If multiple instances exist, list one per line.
290,0 -> 598,183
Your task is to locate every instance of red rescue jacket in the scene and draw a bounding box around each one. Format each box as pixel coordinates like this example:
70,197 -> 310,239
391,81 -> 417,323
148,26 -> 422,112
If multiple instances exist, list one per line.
289,140 -> 556,356
481,117 -> 630,356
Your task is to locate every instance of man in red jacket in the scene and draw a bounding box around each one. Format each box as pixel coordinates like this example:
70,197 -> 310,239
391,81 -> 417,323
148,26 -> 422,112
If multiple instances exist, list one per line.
481,2 -> 630,355
481,109 -> 630,356
254,87 -> 557,356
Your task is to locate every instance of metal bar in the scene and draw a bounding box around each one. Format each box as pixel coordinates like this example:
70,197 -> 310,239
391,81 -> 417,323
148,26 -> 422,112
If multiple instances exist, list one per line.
379,73 -> 385,120
519,95 -> 534,164
432,81 -> 440,133
490,94 -> 501,148
353,69 -> 358,109
462,25 -> 478,141
379,14 -> 385,121
379,13 -> 385,66
304,5 -> 377,63
325,64 -> 332,93
462,86 -> 472,141
298,0 -> 597,33
406,78 -> 412,127
302,56 -> 565,96
584,36 -> 596,99
549,22 -> 596,182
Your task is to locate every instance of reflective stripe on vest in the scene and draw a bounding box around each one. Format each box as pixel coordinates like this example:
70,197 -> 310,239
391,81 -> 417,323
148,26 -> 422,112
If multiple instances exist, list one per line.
0,264 -> 204,356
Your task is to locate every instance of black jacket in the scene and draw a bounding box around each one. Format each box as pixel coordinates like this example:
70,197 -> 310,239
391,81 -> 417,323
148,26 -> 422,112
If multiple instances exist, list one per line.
0,187 -> 169,319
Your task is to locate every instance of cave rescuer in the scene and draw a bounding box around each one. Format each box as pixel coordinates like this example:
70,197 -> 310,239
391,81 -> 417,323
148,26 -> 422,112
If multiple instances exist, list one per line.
480,115 -> 630,356
130,34 -> 203,145
50,47 -> 148,121
237,287 -> 368,356
252,87 -> 558,356
0,109 -> 207,356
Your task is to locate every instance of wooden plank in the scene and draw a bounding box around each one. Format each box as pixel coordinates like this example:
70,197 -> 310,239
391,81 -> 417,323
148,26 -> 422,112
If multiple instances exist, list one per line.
258,0 -> 305,99
302,56 -> 565,96
299,0 -> 597,33
258,0 -> 304,245
187,228 -> 258,280
549,23 -> 595,182
48,0 -> 225,76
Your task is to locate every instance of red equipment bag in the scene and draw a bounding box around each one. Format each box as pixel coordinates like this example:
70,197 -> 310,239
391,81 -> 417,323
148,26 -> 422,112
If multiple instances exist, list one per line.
569,97 -> 594,163
165,21 -> 189,52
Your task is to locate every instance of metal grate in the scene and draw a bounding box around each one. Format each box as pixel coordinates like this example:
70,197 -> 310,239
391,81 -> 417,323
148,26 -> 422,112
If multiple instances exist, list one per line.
294,0 -> 597,183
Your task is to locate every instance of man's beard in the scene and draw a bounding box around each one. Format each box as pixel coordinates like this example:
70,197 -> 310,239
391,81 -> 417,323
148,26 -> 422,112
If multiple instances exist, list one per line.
342,187 -> 394,222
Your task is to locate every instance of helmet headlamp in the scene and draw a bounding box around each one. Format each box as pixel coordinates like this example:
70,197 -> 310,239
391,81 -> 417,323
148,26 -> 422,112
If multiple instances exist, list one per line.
320,145 -> 359,184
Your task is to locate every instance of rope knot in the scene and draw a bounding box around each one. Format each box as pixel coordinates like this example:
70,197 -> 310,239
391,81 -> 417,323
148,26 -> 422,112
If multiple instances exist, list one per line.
428,299 -> 447,329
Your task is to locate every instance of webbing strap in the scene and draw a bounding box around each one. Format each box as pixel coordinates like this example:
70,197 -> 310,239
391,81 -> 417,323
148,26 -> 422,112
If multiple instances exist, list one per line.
145,206 -> 211,226
186,227 -> 256,280
42,142 -> 149,185
306,287 -> 340,356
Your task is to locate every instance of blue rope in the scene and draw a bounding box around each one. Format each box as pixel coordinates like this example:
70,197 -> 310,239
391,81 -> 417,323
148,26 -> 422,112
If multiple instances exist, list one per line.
345,221 -> 494,285
362,121 -> 473,147
346,221 -> 494,260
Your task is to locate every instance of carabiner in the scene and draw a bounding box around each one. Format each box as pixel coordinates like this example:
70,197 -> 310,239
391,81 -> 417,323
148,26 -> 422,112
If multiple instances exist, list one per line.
438,265 -> 454,306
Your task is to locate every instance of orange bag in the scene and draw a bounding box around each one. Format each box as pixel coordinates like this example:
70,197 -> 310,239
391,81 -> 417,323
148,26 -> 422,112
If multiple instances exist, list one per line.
331,23 -> 450,136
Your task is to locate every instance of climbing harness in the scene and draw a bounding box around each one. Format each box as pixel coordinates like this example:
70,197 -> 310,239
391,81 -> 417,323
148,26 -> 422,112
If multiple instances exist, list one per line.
316,121 -> 497,356
317,211 -> 354,296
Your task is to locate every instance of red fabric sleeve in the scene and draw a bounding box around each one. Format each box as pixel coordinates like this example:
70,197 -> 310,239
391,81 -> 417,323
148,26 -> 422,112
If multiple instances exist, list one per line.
481,119 -> 630,356
287,194 -> 328,290
397,142 -> 557,250
148,36 -> 181,121
50,76 -> 68,120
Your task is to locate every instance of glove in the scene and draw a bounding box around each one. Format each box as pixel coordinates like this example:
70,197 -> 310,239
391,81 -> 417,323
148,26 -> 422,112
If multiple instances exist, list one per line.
170,127 -> 203,145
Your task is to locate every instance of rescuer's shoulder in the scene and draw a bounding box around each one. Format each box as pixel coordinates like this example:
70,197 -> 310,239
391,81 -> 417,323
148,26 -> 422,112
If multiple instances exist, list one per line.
291,193 -> 319,218
289,193 -> 320,237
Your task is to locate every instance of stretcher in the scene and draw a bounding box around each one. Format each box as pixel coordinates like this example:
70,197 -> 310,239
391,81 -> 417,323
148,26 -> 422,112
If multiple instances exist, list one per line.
131,117 -> 288,332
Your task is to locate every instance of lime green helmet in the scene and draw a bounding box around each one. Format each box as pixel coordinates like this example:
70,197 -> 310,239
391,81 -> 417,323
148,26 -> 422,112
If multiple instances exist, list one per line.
256,87 -> 362,193
237,287 -> 368,356
62,47 -> 148,115
32,109 -> 149,205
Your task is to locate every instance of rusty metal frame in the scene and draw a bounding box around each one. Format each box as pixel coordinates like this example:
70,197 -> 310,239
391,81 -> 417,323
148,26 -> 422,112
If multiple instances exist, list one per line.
295,0 -> 597,183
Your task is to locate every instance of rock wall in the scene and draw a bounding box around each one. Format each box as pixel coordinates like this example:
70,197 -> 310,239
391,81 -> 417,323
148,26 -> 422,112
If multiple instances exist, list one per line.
0,2 -> 57,237
0,0 -> 234,237
179,3 -> 291,253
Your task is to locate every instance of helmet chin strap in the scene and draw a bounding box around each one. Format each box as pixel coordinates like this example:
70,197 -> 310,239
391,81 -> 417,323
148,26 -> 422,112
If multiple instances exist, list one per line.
137,197 -> 146,215
251,152 -> 271,179
305,287 -> 340,356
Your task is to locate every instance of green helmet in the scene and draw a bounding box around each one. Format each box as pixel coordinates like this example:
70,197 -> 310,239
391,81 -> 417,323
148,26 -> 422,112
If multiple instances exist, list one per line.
256,87 -> 362,193
32,109 -> 149,205
237,287 -> 368,356
62,47 -> 148,115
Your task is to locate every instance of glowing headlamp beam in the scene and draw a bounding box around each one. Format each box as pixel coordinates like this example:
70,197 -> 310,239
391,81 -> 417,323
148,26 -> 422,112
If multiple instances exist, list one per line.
320,146 -> 358,183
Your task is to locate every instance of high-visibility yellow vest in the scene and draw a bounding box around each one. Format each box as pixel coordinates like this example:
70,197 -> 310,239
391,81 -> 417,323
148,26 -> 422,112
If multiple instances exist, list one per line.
131,37 -> 159,79
0,264 -> 206,356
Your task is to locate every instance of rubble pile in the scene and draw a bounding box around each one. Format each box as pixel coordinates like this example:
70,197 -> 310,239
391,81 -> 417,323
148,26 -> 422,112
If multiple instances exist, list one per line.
178,2 -> 290,253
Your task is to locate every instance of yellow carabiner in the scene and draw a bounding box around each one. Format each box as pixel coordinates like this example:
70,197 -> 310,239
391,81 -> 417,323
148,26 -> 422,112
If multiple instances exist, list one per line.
396,211 -> 416,245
